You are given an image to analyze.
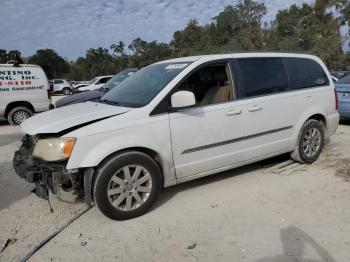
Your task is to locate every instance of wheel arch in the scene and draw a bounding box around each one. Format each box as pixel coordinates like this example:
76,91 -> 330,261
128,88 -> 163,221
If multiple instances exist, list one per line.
5,101 -> 35,117
83,146 -> 168,207
93,147 -> 166,188
307,113 -> 326,128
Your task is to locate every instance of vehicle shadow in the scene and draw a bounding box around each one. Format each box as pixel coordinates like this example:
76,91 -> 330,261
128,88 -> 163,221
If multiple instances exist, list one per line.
0,118 -> 9,126
153,153 -> 291,210
256,226 -> 336,262
339,119 -> 350,126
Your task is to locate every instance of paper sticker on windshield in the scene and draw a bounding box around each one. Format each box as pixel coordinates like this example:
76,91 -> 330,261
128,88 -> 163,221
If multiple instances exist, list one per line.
165,63 -> 188,70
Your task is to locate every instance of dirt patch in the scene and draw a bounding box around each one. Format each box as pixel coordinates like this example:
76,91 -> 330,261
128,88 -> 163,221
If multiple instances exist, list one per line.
334,158 -> 350,182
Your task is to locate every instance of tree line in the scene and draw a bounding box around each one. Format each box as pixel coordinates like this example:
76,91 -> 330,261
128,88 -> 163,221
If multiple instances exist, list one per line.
1,0 -> 350,80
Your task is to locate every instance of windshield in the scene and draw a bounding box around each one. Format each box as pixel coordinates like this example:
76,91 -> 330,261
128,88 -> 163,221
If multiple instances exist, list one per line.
100,62 -> 190,107
88,77 -> 97,85
104,70 -> 135,90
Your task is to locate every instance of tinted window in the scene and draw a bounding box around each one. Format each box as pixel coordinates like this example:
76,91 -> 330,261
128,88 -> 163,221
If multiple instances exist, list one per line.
236,58 -> 289,98
285,58 -> 329,89
99,77 -> 112,84
54,80 -> 63,84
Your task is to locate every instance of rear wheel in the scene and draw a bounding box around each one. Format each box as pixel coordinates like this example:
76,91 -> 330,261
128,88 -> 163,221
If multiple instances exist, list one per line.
62,88 -> 72,95
7,106 -> 33,125
291,119 -> 325,163
93,151 -> 161,220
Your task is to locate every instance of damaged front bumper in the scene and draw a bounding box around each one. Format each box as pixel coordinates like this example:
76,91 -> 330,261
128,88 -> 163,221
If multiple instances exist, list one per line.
13,135 -> 93,204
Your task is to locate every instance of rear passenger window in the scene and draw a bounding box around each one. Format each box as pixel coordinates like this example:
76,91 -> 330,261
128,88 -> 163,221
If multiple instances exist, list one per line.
236,58 -> 289,98
285,58 -> 329,90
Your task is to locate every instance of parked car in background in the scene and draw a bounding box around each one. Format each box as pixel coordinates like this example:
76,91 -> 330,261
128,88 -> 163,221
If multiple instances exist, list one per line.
14,53 -> 338,220
75,75 -> 113,92
52,79 -> 73,95
56,69 -> 137,108
330,71 -> 350,80
73,80 -> 89,89
335,75 -> 350,119
0,64 -> 52,125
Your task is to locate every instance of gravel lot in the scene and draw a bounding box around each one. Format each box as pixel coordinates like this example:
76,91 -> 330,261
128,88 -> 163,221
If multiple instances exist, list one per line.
0,103 -> 349,261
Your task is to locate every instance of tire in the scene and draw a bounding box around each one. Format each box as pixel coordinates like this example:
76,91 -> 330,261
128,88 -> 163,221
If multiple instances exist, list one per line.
290,119 -> 325,164
7,106 -> 33,126
93,151 -> 161,220
62,88 -> 72,95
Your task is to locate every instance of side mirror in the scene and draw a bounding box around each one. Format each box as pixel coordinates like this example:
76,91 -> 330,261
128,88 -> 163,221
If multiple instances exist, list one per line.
171,91 -> 196,109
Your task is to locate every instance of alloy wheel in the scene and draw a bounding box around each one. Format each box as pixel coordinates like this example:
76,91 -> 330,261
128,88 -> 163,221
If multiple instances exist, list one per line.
107,165 -> 152,211
302,127 -> 321,158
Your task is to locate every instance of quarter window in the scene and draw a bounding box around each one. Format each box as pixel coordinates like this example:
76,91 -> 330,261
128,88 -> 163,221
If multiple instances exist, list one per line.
285,58 -> 329,90
236,58 -> 289,98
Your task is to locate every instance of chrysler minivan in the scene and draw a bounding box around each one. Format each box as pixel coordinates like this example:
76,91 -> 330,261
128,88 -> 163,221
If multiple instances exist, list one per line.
13,53 -> 339,220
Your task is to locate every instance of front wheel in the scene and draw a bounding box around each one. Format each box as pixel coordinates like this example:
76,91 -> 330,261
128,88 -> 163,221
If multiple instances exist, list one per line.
7,106 -> 33,125
93,151 -> 161,220
291,119 -> 325,163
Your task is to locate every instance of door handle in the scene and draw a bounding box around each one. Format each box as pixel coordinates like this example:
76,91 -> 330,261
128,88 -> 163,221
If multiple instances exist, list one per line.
226,109 -> 242,116
248,105 -> 262,112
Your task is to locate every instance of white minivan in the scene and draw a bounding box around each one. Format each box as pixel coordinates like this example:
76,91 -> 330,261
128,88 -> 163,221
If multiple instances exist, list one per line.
14,53 -> 339,220
0,64 -> 52,125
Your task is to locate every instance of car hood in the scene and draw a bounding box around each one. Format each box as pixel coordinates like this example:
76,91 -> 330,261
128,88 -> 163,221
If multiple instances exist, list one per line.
79,85 -> 96,91
21,101 -> 129,135
56,90 -> 104,107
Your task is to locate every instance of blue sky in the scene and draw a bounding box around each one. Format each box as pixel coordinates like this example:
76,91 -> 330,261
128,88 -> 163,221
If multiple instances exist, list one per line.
1,0 -> 314,60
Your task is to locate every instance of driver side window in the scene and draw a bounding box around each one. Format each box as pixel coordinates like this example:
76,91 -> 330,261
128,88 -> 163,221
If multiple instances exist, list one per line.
177,62 -> 234,107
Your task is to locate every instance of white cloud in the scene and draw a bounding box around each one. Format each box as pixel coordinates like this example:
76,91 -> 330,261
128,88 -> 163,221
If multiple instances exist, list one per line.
0,0 -> 314,59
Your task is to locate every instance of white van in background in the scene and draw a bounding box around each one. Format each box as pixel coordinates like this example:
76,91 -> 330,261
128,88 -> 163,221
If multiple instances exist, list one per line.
0,64 -> 52,125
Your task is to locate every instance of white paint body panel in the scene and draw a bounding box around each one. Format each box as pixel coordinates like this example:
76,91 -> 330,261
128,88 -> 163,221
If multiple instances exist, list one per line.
19,53 -> 339,187
21,101 -> 129,135
169,102 -> 245,178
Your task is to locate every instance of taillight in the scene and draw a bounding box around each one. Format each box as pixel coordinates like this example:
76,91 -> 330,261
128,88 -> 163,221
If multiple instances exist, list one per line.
334,88 -> 338,110
47,89 -> 52,99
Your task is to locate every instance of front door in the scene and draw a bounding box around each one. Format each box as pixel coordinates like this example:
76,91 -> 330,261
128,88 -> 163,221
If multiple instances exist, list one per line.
169,61 -> 245,179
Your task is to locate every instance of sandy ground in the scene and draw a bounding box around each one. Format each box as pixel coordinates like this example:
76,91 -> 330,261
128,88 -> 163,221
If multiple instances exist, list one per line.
0,109 -> 349,261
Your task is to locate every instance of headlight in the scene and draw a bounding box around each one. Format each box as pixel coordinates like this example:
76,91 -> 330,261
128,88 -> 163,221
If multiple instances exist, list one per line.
33,138 -> 76,161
